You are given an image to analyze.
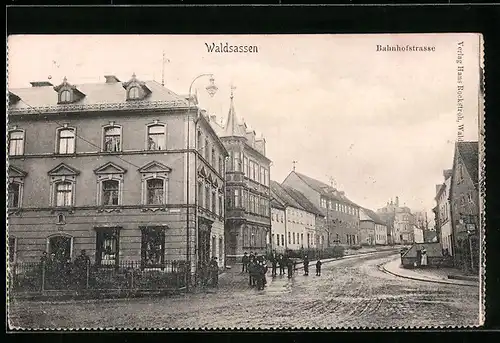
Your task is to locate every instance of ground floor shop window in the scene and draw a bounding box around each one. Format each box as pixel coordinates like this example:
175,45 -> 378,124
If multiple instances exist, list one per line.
48,234 -> 73,263
96,228 -> 120,267
141,227 -> 165,268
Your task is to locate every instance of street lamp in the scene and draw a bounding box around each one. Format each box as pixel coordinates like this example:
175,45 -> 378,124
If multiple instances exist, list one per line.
186,73 -> 217,292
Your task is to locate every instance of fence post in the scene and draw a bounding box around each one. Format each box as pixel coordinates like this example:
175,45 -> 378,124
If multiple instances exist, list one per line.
41,262 -> 45,292
86,261 -> 90,289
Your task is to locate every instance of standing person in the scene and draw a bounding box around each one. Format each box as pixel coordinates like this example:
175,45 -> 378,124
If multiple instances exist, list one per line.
242,252 -> 249,273
248,255 -> 256,287
249,251 -> 255,262
303,255 -> 309,276
271,253 -> 278,277
421,248 -> 428,267
316,260 -> 322,276
287,257 -> 293,279
278,254 -> 285,275
74,250 -> 90,289
416,248 -> 422,267
256,261 -> 265,290
209,257 -> 219,288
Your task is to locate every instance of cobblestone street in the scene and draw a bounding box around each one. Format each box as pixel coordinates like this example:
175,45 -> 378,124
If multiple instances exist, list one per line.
8,251 -> 480,329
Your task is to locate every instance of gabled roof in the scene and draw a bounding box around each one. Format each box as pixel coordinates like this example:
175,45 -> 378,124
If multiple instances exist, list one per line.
270,193 -> 286,210
292,172 -> 358,206
360,207 -> 386,225
457,141 -> 479,187
280,184 -> 324,217
270,181 -> 305,211
8,78 -> 190,113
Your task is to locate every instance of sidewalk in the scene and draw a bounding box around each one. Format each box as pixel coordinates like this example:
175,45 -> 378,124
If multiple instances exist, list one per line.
381,257 -> 479,287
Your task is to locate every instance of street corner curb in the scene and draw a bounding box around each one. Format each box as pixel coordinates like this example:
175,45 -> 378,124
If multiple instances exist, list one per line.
380,261 -> 478,288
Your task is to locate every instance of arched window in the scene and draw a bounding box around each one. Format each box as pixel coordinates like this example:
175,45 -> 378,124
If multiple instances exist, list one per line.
128,86 -> 140,100
147,124 -> 166,151
103,126 -> 122,152
8,130 -> 24,156
55,182 -> 73,207
59,90 -> 72,103
57,128 -> 76,154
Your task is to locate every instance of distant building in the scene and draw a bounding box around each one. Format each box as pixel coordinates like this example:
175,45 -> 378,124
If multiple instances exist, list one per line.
413,225 -> 424,243
282,171 -> 360,246
359,208 -> 388,246
280,184 -> 326,251
435,169 -> 453,254
449,141 -> 480,273
270,181 -> 317,252
209,91 -> 271,264
7,75 -> 228,277
377,197 -> 415,245
270,194 -> 286,254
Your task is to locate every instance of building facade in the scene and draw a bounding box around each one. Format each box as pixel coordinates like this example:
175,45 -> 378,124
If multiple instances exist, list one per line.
435,169 -> 453,255
449,141 -> 480,273
282,171 -> 360,247
270,198 -> 286,254
359,207 -> 388,246
209,92 -> 271,264
377,197 -> 415,245
7,75 -> 228,278
270,181 -> 317,252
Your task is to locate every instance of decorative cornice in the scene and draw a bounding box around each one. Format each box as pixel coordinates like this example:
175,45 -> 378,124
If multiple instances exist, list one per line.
9,100 -> 191,115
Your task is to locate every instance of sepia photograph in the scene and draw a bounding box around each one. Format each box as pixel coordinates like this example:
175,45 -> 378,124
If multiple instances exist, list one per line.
6,34 -> 484,329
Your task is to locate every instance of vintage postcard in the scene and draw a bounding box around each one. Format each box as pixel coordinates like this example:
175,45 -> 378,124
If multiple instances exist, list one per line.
6,34 -> 484,329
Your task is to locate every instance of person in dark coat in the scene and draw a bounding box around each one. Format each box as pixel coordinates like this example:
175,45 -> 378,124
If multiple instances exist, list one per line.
271,253 -> 278,277
303,255 -> 309,276
256,261 -> 268,290
74,250 -> 90,289
287,257 -> 294,279
316,260 -> 322,276
278,254 -> 285,275
248,256 -> 256,287
416,248 -> 422,267
209,257 -> 219,288
242,252 -> 249,273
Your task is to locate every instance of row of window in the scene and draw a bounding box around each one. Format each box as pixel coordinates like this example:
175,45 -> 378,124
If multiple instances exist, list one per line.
226,150 -> 269,187
8,228 -> 224,268
271,212 -> 314,226
9,124 -> 224,175
320,198 -> 359,216
226,188 -> 270,217
8,162 -> 213,210
196,130 -> 225,175
197,179 -> 224,217
242,226 -> 268,249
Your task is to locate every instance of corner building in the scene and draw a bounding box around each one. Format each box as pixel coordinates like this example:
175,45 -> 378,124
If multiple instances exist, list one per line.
7,75 -> 228,276
209,92 -> 271,264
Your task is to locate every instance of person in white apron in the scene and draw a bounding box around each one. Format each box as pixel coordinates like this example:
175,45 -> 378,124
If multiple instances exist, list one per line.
421,248 -> 428,267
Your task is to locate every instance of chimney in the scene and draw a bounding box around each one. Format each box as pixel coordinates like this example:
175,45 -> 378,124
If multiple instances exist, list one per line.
395,196 -> 399,207
104,75 -> 121,83
443,169 -> 453,179
30,81 -> 53,87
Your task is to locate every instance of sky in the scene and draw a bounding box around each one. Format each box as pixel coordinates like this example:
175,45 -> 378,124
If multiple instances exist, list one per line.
7,34 -> 482,219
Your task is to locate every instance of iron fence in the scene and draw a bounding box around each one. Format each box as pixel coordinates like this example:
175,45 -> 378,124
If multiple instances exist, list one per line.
9,259 -> 188,294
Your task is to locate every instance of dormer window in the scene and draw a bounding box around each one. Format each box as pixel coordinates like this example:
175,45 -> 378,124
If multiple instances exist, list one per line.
54,77 -> 85,104
128,86 -> 140,100
60,90 -> 72,103
123,73 -> 151,101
